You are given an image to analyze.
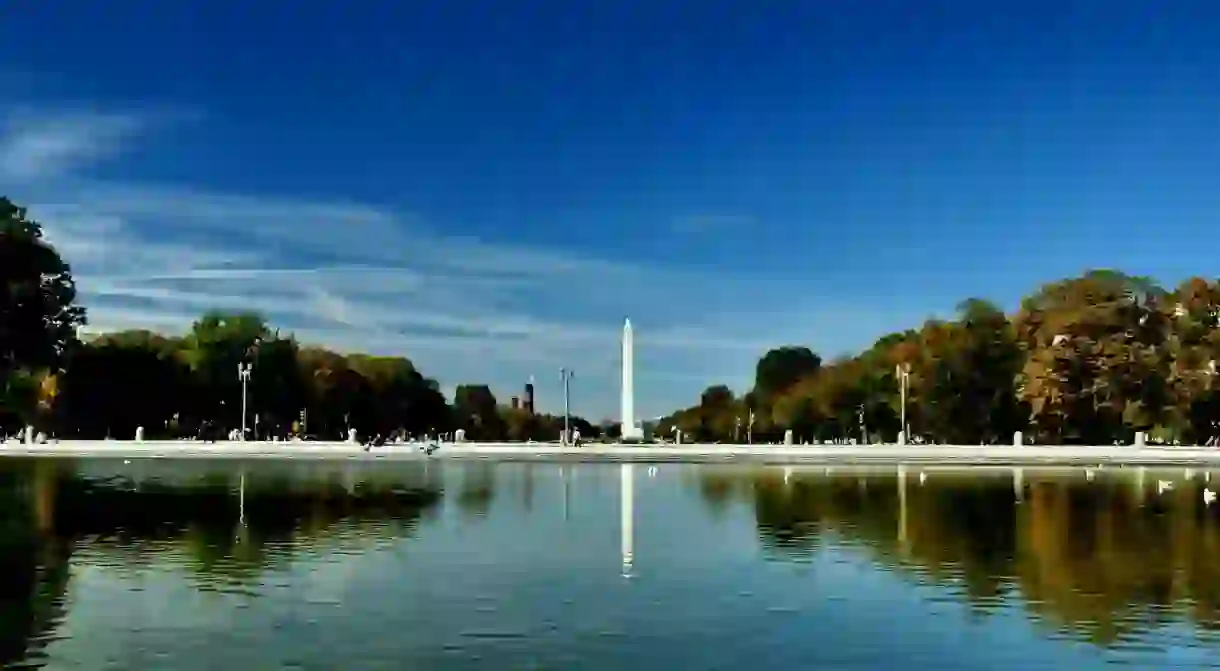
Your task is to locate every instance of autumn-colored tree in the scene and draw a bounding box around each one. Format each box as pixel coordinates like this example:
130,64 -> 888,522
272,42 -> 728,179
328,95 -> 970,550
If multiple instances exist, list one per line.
1160,277 -> 1220,443
663,269 -> 1220,446
1015,271 -> 1168,444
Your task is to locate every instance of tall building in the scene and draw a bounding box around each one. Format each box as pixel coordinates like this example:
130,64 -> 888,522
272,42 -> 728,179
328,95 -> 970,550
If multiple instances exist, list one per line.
524,380 -> 535,415
621,318 -> 644,440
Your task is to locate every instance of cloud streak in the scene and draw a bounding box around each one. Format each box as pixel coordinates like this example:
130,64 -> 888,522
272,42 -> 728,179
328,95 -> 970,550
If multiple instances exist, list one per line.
4,105 -> 918,418
0,109 -> 143,181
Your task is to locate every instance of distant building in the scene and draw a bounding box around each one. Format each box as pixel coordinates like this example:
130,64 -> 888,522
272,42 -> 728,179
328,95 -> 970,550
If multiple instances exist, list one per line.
510,396 -> 520,410
524,382 -> 535,415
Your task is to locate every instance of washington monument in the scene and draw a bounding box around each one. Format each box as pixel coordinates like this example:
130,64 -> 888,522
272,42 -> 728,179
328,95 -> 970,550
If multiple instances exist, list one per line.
621,318 -> 643,440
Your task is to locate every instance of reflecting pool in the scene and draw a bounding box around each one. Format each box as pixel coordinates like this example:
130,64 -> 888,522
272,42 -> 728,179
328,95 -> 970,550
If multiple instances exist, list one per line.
2,459 -> 1219,669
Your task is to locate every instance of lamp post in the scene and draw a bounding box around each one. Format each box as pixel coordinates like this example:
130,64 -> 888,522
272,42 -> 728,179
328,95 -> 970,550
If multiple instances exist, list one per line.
560,367 -> 574,445
896,362 -> 911,443
748,410 -> 755,444
735,416 -> 741,443
237,362 -> 252,441
1208,360 -> 1218,445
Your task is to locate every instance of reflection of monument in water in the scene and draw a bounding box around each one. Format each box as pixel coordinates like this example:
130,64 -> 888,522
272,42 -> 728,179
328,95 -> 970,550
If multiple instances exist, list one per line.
621,463 -> 634,577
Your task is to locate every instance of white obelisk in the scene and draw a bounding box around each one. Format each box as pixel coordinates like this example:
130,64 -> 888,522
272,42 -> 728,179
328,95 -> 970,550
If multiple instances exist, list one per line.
621,318 -> 642,440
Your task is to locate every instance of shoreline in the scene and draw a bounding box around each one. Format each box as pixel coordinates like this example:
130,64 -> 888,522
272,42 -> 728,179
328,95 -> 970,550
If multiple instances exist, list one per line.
4,440 -> 1220,465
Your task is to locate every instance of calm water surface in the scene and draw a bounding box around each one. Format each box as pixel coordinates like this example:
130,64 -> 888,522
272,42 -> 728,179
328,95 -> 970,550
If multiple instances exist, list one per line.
2,459 -> 1220,669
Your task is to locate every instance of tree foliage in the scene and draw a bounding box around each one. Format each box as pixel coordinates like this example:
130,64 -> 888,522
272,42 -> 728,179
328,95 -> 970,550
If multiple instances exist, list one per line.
660,271 -> 1220,445
22,322 -> 602,441
753,346 -> 821,402
0,198 -> 86,430
0,197 -> 616,441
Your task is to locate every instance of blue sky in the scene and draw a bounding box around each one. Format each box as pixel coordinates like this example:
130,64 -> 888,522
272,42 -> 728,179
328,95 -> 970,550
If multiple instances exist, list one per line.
3,1 -> 1220,419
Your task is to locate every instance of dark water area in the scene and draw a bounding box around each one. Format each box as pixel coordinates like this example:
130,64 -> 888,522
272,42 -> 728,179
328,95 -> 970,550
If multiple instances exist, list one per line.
2,459 -> 1220,669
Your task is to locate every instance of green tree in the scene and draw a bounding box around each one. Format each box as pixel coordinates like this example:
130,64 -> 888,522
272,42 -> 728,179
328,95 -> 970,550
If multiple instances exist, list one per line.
180,311 -> 272,428
453,384 -> 504,440
0,198 -> 86,429
54,338 -> 191,438
754,347 -> 821,399
913,299 -> 1025,444
695,385 -> 739,441
346,354 -> 451,438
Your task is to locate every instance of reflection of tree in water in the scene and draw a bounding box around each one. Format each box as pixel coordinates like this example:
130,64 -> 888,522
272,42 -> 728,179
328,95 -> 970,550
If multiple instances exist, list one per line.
0,464 -> 73,669
521,465 -> 534,513
0,459 -> 447,665
709,468 -> 1220,647
457,462 -> 496,517
55,473 -> 444,582
697,472 -> 740,519
1015,480 -> 1220,644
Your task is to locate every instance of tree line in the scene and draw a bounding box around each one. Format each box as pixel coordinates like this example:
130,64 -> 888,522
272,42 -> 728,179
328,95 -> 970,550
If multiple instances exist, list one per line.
8,195 -> 1220,445
661,271 -> 1220,446
0,197 -> 601,441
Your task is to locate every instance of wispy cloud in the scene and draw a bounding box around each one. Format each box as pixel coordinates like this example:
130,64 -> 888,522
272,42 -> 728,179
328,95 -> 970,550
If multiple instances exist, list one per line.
0,109 -> 144,181
8,106 -> 910,418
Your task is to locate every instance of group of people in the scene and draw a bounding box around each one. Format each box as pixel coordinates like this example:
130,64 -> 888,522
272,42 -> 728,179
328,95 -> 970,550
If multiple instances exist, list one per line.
1,426 -> 50,444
